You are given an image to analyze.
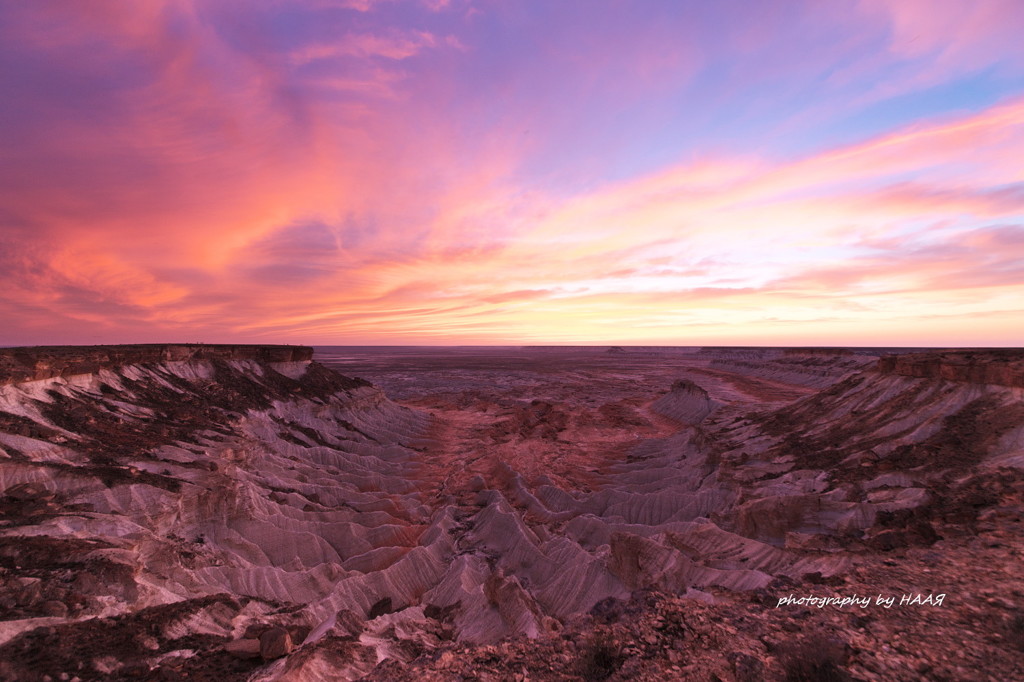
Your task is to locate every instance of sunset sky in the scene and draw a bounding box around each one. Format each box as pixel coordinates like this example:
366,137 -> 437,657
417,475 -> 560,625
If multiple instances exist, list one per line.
2,1 -> 1023,346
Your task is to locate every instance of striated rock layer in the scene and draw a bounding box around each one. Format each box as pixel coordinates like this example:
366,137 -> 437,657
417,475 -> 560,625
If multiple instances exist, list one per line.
0,344 -> 1022,680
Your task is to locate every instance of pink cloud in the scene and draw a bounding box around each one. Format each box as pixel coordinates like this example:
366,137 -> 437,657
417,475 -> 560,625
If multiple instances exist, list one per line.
863,0 -> 1023,63
314,0 -> 456,12
853,0 -> 1024,96
289,30 -> 439,63
8,89 -> 1023,344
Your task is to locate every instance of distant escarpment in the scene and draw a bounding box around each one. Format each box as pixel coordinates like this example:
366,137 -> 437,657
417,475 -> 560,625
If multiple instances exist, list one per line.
697,346 -> 876,388
878,349 -> 1024,388
0,344 -> 314,386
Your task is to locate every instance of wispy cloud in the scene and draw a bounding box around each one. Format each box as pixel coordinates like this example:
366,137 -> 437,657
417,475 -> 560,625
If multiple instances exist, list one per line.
289,30 -> 439,63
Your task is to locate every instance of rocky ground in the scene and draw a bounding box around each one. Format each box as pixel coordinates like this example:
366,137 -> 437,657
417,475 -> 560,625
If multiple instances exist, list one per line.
0,344 -> 1021,680
357,486 -> 1024,682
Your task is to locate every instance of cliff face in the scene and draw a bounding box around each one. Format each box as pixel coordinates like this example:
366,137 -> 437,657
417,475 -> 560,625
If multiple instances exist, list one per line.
0,344 -> 314,386
877,350 -> 1024,388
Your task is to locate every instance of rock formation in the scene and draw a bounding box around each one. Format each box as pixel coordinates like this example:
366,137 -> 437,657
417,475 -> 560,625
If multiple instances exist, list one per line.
0,344 -> 1021,680
651,379 -> 721,424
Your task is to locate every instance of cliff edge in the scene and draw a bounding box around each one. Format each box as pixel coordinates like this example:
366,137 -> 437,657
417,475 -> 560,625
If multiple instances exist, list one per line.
0,344 -> 314,386
877,349 -> 1024,388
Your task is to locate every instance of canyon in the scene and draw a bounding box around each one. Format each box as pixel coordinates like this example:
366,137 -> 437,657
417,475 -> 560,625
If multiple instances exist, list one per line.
0,344 -> 1021,681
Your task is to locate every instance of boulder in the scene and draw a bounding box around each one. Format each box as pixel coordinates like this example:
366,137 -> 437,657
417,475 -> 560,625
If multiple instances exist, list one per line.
39,600 -> 68,618
260,626 -> 294,660
224,638 -> 262,660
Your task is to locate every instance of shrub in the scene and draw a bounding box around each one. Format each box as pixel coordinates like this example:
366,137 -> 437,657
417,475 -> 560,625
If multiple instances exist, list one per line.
578,631 -> 624,681
776,635 -> 850,682
1006,613 -> 1024,651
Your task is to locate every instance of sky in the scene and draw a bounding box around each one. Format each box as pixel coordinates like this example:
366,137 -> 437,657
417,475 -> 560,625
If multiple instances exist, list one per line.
1,0 -> 1023,347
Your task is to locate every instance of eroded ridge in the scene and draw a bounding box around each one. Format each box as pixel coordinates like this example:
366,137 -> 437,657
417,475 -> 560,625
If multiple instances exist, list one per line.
0,345 -> 1022,680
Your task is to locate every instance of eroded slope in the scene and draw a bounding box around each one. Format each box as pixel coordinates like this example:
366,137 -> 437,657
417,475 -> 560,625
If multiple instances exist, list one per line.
0,345 -> 1021,681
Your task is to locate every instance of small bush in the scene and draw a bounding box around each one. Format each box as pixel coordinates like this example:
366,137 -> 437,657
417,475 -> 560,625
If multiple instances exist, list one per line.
578,631 -> 625,681
776,635 -> 850,682
1007,613 -> 1024,651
